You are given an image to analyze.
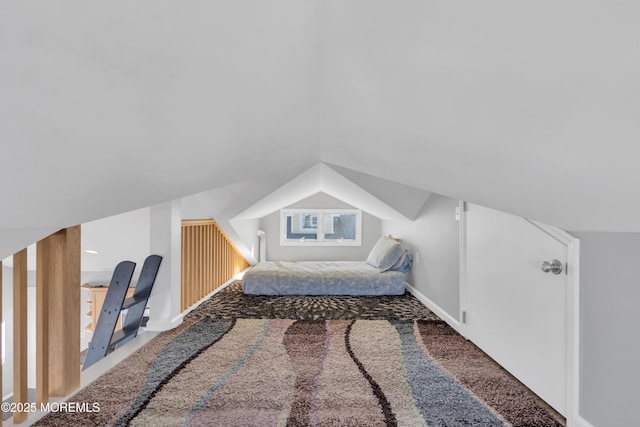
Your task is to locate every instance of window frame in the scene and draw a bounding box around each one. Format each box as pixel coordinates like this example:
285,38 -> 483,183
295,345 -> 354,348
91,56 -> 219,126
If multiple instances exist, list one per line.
280,208 -> 362,246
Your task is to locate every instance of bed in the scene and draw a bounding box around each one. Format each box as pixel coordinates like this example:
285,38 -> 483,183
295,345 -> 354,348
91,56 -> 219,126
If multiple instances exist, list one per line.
242,235 -> 412,296
242,261 -> 407,296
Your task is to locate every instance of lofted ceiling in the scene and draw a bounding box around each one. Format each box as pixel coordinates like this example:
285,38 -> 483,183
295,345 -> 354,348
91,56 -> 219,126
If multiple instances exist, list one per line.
2,1 -> 640,259
231,163 -> 430,222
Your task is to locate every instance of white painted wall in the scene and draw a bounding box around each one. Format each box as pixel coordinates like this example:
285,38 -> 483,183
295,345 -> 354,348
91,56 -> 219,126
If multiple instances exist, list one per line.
146,200 -> 182,331
2,264 -> 14,397
326,164 -> 431,220
81,207 -> 151,273
260,192 -> 381,261
1,208 -> 151,273
1,265 -> 37,398
573,232 -> 640,427
80,271 -> 116,352
381,193 -> 460,320
230,218 -> 260,265
181,164 -> 313,264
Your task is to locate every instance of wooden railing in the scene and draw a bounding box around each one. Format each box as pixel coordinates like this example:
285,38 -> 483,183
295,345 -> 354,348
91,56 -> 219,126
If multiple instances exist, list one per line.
1,220 -> 246,422
1,226 -> 81,424
181,220 -> 249,311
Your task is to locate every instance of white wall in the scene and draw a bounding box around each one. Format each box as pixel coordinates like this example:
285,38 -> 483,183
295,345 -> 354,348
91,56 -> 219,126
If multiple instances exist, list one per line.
1,265 -> 37,398
146,200 -> 182,331
230,218 -> 260,265
2,264 -> 14,397
381,193 -> 460,321
81,207 -> 151,273
573,232 -> 640,427
180,164 -> 313,264
259,192 -> 381,261
80,271 -> 115,351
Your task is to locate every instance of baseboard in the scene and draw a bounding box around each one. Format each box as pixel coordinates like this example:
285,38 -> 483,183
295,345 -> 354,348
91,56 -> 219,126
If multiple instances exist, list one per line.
142,317 -> 181,332
574,415 -> 595,427
406,283 -> 462,334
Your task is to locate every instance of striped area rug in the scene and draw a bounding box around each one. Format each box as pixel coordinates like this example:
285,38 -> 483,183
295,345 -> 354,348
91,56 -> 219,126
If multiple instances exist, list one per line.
35,317 -> 562,426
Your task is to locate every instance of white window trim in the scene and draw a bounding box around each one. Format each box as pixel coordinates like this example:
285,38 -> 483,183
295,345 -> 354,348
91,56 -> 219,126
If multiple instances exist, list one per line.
280,209 -> 362,246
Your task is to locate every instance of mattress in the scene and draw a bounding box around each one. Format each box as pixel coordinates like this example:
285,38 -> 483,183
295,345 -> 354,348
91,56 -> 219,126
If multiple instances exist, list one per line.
241,261 -> 406,296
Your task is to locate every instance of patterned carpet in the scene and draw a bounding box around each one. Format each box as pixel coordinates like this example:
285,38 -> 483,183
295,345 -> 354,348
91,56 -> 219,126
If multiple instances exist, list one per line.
186,281 -> 440,321
33,283 -> 564,427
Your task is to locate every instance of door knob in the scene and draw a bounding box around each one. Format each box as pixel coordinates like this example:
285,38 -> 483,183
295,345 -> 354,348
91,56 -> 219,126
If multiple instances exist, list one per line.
540,259 -> 563,275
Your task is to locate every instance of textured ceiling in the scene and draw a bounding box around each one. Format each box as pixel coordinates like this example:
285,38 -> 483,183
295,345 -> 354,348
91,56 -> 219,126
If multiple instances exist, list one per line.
2,1 -> 640,258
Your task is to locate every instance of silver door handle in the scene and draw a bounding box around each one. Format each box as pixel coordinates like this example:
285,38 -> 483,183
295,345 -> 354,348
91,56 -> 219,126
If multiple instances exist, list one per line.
540,259 -> 563,275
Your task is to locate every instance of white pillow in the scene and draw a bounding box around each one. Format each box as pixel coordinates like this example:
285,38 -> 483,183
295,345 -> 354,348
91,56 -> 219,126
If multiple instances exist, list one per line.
367,236 -> 405,271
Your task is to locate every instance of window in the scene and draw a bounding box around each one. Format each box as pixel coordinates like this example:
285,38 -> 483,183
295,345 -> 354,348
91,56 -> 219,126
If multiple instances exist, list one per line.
280,209 -> 362,246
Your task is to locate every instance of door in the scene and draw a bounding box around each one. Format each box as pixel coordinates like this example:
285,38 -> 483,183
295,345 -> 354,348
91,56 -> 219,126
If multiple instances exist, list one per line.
465,203 -> 567,415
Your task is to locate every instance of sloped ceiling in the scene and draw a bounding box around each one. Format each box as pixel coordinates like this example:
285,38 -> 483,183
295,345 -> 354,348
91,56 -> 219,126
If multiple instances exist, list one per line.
2,1 -> 640,259
232,163 -> 429,222
228,163 -> 430,260
181,162 -> 430,263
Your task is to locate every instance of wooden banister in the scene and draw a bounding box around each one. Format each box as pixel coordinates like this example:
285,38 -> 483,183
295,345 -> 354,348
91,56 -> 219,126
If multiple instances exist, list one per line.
181,220 -> 249,311
13,249 -> 28,423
